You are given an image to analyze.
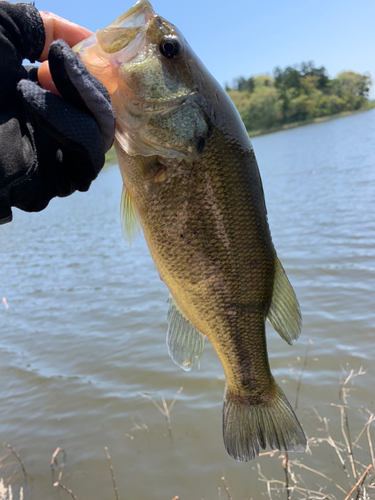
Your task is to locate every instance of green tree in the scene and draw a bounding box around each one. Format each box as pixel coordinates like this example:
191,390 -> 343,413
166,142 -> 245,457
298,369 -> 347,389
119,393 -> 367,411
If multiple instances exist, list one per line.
226,63 -> 373,133
234,76 -> 255,93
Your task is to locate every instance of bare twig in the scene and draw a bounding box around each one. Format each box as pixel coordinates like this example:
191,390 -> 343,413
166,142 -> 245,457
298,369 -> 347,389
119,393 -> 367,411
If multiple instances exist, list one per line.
282,341 -> 312,500
168,387 -> 184,413
270,481 -> 327,499
344,410 -> 357,482
366,413 -> 375,469
53,481 -> 78,500
282,452 -> 290,500
221,476 -> 233,500
139,386 -> 183,442
257,470 -> 338,500
6,444 -> 27,483
312,415 -> 349,476
344,464 -> 372,500
161,396 -> 173,441
131,418 -> 149,433
339,367 -> 367,405
257,367 -> 373,500
323,435 -> 348,474
258,450 -> 278,457
104,447 -> 120,500
353,413 -> 375,447
295,339 -> 312,411
331,404 -> 358,483
257,464 -> 274,500
50,448 -> 76,499
292,485 -> 337,500
309,405 -> 324,424
50,447 -> 67,483
290,459 -> 347,494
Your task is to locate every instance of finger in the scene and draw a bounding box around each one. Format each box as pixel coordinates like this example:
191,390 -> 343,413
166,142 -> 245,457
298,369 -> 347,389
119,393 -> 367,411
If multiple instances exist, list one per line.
48,41 -> 115,153
38,61 -> 60,96
39,12 -> 92,62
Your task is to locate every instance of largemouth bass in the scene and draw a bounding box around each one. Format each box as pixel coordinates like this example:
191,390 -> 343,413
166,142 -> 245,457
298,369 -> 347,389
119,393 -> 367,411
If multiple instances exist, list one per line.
74,0 -> 306,461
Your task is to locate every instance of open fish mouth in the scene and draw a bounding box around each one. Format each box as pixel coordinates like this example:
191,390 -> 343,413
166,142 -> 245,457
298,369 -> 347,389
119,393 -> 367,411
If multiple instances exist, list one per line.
105,0 -> 155,29
73,0 -> 156,92
95,0 -> 155,55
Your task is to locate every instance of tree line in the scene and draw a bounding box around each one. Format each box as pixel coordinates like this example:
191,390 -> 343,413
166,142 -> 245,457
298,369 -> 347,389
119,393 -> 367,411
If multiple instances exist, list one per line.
226,62 -> 373,133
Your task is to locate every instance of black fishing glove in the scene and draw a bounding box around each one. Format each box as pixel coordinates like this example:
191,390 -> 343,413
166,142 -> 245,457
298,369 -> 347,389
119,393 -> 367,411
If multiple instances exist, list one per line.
0,2 -> 115,225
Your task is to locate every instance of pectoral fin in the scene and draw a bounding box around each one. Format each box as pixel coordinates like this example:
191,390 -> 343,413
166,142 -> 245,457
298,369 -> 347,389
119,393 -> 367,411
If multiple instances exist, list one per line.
267,258 -> 301,345
120,184 -> 141,245
166,295 -> 204,371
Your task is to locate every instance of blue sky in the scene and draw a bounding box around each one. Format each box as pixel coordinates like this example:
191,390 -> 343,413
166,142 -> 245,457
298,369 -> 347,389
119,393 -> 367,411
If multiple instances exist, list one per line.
18,0 -> 375,98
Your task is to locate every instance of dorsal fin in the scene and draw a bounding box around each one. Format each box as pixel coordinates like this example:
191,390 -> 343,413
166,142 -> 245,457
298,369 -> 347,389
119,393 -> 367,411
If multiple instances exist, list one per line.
267,257 -> 302,345
166,295 -> 205,371
120,184 -> 141,245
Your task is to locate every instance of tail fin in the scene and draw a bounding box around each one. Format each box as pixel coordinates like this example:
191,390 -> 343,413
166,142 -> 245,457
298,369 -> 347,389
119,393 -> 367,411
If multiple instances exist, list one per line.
223,384 -> 306,462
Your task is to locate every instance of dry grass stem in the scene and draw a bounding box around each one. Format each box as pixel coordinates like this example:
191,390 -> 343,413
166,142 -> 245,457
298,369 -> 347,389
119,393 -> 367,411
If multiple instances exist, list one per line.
289,460 -> 347,494
344,464 -> 372,500
131,418 -> 149,433
306,406 -> 324,424
53,481 -> 78,500
339,367 -> 367,406
257,464 -> 275,500
50,447 -> 67,483
331,403 -> 358,483
323,435 -> 347,474
258,463 -> 339,500
221,476 -> 233,500
256,367 -> 374,500
294,339 -> 313,411
366,413 -> 375,469
344,410 -> 357,483
282,453 -> 291,500
280,340 -> 313,499
104,447 -> 120,500
139,386 -> 183,442
353,413 -> 375,447
6,445 -> 27,483
50,447 -> 78,499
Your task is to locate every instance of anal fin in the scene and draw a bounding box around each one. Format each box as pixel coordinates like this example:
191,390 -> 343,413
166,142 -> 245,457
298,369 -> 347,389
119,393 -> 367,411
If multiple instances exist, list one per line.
166,295 -> 204,371
267,257 -> 301,345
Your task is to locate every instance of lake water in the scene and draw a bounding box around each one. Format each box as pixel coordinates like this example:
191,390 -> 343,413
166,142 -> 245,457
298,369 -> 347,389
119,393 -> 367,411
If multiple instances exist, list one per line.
1,109 -> 375,500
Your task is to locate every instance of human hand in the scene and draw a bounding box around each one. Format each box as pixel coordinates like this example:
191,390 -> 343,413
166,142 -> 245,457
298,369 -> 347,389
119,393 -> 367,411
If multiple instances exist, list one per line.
0,2 -> 115,224
18,39 -> 115,175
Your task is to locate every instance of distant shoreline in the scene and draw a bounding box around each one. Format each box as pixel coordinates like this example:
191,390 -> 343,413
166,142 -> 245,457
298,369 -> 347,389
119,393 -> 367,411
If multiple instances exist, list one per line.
248,104 -> 375,138
104,104 -> 375,166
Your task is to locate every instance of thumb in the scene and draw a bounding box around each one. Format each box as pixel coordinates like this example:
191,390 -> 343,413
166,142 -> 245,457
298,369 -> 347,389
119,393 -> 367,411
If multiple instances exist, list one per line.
38,61 -> 60,95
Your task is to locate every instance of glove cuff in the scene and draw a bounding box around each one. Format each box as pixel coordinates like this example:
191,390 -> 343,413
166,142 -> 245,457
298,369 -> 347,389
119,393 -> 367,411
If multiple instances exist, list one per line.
0,189 -> 12,225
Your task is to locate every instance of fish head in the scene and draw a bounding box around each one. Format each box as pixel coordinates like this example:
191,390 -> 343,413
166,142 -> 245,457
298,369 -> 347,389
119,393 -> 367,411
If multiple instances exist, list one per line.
74,0 -> 211,160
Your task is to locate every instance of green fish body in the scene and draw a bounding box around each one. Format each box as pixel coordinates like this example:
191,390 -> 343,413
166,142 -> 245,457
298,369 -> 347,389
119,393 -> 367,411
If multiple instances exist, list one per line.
75,0 -> 306,461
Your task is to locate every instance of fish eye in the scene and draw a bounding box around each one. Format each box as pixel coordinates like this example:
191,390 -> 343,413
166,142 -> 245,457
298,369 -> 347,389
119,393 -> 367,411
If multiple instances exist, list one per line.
159,38 -> 182,59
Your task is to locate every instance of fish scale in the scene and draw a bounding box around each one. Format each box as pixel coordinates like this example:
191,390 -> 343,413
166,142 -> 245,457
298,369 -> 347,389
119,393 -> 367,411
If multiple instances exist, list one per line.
75,0 -> 306,461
